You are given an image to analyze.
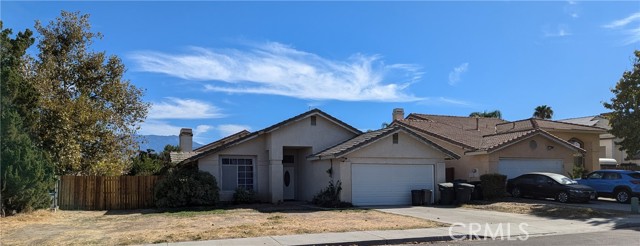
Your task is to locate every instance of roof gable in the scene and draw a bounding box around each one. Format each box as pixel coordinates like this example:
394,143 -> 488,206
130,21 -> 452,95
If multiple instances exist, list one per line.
310,125 -> 460,160
180,109 -> 362,164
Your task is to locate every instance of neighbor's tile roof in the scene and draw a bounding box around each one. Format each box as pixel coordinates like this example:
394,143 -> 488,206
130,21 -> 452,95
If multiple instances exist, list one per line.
169,152 -> 199,164
395,119 -> 481,149
311,126 -> 460,160
395,114 -> 597,154
559,116 -> 600,127
496,118 -> 606,133
408,113 -> 508,135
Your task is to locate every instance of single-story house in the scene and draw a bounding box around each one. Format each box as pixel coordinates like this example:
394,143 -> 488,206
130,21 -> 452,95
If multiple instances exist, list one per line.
391,109 -> 606,180
172,109 -> 458,206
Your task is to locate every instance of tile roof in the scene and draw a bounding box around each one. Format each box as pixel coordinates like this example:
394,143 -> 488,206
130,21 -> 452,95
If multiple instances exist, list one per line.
394,119 -> 481,149
310,126 -> 460,160
169,152 -> 199,164
496,118 -> 607,133
394,114 -> 598,154
559,116 -> 600,127
408,114 -> 508,135
179,109 -> 362,164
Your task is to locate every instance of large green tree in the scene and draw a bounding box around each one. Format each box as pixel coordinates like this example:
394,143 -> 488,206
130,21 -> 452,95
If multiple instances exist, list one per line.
469,110 -> 502,119
1,22 -> 56,215
604,50 -> 640,160
30,11 -> 149,175
533,105 -> 553,119
129,145 -> 180,176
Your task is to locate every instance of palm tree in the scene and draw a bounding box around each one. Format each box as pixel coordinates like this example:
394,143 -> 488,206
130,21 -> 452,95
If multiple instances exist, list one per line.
469,110 -> 502,119
533,105 -> 553,119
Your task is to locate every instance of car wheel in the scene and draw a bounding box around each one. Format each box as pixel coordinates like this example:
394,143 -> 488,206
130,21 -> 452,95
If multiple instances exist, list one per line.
557,191 -> 569,203
615,190 -> 631,203
512,187 -> 522,198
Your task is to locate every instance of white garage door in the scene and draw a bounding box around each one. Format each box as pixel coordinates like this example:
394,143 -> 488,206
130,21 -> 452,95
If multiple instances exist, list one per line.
352,164 -> 434,206
498,159 -> 563,179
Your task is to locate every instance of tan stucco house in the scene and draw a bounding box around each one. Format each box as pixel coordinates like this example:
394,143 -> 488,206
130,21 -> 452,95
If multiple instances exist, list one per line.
391,109 -> 606,180
172,109 -> 458,206
560,115 -> 640,166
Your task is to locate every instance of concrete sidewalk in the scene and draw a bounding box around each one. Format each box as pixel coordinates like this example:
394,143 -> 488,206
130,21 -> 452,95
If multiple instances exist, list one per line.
147,206 -> 640,246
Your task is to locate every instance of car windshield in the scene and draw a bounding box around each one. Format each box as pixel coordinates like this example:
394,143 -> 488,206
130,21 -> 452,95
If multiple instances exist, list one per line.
548,174 -> 577,185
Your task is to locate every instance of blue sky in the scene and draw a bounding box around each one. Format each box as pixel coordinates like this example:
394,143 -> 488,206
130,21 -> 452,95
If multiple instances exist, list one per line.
3,1 -> 640,144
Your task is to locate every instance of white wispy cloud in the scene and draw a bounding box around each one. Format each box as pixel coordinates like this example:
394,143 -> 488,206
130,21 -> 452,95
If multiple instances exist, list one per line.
543,24 -> 572,37
138,120 -> 183,136
130,42 -> 423,102
604,12 -> 640,45
448,63 -> 469,86
417,97 -> 474,107
215,124 -> 251,137
148,97 -> 224,119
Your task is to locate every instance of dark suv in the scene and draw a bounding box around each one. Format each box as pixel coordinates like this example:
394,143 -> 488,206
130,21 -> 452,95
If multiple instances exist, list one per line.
576,170 -> 640,203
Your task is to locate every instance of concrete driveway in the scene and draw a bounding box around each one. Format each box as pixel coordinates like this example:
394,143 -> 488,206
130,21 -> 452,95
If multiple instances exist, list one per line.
568,197 -> 634,213
373,206 -> 640,239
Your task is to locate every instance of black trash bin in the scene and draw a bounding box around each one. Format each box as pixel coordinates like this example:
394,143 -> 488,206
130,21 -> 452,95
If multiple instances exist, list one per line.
469,181 -> 483,200
411,190 -> 424,206
455,183 -> 475,204
438,183 -> 455,205
422,189 -> 432,205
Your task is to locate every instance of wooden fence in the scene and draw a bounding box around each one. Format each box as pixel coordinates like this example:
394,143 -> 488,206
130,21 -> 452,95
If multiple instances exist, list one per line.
57,176 -> 159,210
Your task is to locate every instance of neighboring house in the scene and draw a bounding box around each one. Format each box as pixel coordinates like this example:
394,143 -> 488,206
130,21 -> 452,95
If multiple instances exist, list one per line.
173,109 -> 458,206
560,115 -> 640,166
391,109 -> 606,180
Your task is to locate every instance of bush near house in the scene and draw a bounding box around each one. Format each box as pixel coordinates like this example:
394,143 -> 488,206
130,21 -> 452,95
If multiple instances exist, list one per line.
311,180 -> 352,208
154,166 -> 220,208
233,187 -> 258,204
480,173 -> 507,200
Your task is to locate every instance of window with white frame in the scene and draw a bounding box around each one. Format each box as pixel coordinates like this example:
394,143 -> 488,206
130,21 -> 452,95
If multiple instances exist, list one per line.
220,157 -> 254,191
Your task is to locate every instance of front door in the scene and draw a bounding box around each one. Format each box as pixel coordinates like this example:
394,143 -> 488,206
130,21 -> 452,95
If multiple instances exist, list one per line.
283,167 -> 295,200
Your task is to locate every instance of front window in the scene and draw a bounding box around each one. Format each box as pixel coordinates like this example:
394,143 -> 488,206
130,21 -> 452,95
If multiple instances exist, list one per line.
221,157 -> 254,191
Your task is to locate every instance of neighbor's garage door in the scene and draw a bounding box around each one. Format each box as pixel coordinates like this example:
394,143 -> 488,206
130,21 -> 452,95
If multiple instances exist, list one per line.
352,164 -> 434,206
498,159 -> 563,179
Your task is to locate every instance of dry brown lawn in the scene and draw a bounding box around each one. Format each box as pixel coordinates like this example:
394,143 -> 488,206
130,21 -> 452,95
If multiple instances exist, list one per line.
0,203 -> 445,245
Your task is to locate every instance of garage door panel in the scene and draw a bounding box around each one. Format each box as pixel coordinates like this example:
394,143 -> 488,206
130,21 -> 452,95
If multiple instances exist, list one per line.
352,164 -> 434,206
498,159 -> 563,179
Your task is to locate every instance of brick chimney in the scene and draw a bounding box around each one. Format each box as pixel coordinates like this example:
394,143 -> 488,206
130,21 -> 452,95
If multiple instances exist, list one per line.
179,128 -> 193,152
393,108 -> 405,121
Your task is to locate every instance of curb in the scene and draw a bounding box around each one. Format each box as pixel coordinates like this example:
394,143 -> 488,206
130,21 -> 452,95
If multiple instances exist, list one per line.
294,235 -> 463,246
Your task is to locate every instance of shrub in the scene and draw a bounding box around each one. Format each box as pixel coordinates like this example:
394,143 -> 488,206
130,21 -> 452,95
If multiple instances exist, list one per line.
1,111 -> 56,215
480,173 -> 507,200
154,166 -> 220,208
233,187 -> 257,204
311,180 -> 352,208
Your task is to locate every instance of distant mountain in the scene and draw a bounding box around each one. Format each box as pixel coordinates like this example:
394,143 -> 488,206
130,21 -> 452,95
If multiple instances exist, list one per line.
136,135 -> 203,152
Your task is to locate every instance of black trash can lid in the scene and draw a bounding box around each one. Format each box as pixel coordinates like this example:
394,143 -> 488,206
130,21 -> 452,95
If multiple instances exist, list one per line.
438,182 -> 454,188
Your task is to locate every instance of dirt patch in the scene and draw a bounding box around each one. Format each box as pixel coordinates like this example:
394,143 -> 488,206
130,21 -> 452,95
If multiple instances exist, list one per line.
462,198 -> 624,219
0,203 -> 444,245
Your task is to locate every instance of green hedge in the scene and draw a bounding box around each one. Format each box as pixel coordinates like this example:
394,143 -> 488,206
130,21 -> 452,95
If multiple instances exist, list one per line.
233,187 -> 258,204
480,173 -> 507,200
154,166 -> 220,208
